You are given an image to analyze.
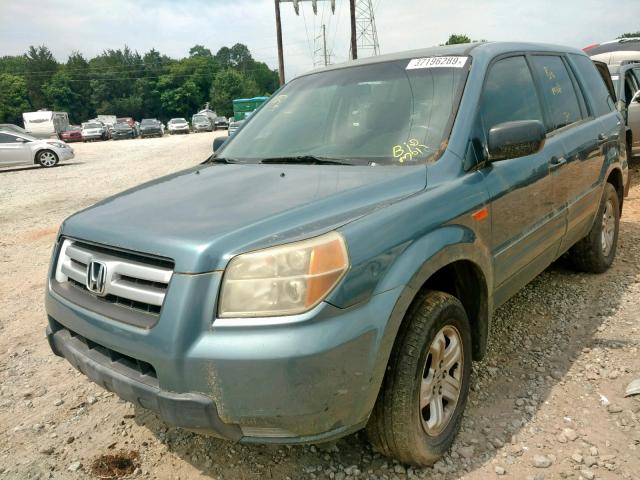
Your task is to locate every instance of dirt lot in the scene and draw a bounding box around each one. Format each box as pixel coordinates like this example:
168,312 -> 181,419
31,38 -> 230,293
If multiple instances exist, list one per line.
0,135 -> 639,480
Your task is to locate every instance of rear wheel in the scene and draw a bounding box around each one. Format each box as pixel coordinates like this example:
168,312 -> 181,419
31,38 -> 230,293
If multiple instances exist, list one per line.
37,150 -> 59,168
569,182 -> 619,273
367,290 -> 472,466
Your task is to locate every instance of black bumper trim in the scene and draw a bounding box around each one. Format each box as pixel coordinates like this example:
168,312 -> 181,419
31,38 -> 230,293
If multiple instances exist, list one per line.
46,324 -> 242,441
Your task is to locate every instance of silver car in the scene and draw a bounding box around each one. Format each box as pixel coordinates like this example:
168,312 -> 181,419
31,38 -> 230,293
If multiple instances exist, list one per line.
0,130 -> 74,168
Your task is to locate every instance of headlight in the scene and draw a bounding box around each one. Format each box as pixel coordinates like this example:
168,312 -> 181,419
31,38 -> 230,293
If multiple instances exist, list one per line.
219,232 -> 349,318
47,141 -> 66,148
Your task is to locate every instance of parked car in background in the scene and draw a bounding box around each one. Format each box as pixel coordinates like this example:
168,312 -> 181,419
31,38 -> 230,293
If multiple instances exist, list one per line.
0,129 -> 74,168
117,117 -> 136,128
23,110 -> 69,138
191,114 -> 213,132
111,122 -> 137,140
45,42 -> 627,467
81,122 -> 107,142
139,119 -> 164,138
167,118 -> 190,135
213,116 -> 229,130
227,119 -> 244,136
59,126 -> 82,143
585,39 -> 640,157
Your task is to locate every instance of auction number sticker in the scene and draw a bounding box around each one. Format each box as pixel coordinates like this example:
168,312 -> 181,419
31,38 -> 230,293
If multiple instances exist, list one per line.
406,56 -> 468,69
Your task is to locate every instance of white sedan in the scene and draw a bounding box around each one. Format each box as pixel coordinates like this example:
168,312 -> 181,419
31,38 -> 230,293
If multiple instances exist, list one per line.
0,130 -> 74,168
167,118 -> 190,134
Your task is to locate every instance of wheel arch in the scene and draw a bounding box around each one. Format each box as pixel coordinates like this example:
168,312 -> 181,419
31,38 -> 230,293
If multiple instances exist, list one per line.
378,232 -> 493,367
32,147 -> 56,164
606,166 -> 624,213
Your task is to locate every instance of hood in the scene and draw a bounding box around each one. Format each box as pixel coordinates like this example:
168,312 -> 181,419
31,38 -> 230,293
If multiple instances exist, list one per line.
62,163 -> 426,273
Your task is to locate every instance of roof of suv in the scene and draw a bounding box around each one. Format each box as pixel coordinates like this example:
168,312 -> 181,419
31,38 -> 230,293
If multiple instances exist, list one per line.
298,41 -> 586,78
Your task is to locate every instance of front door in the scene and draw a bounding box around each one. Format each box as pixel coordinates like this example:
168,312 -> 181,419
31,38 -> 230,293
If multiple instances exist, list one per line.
0,132 -> 31,167
475,55 -> 566,306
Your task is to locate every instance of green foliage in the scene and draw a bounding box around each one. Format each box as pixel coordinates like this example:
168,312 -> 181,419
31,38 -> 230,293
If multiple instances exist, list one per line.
445,34 -> 472,45
618,32 -> 640,38
0,43 -> 278,125
210,69 -> 260,117
0,74 -> 31,124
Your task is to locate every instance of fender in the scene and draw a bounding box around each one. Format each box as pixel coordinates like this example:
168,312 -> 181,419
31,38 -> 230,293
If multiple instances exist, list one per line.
371,225 -> 493,377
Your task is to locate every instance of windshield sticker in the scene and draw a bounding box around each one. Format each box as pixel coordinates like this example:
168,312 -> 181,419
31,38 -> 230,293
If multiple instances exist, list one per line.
392,139 -> 429,163
406,56 -> 468,70
611,75 -> 619,81
269,94 -> 288,110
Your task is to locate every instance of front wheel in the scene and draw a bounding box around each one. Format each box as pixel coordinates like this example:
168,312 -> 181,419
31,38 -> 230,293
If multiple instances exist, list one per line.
367,290 -> 472,466
37,150 -> 59,168
569,182 -> 620,273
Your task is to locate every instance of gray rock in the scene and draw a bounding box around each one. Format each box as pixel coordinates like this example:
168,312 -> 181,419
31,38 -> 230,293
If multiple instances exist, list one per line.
39,446 -> 54,455
607,404 -> 623,414
562,428 -> 578,441
495,466 -> 506,475
68,461 -> 82,472
532,455 -> 553,468
458,446 -> 475,459
571,453 -> 584,464
581,468 -> 595,480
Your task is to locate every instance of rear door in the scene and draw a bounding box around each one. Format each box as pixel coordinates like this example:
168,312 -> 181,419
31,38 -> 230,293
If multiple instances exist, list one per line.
476,55 -> 566,304
529,54 -> 616,253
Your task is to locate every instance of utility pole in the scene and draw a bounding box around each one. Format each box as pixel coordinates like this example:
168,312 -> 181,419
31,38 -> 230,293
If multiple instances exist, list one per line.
349,0 -> 358,59
274,0 -> 285,85
322,24 -> 328,66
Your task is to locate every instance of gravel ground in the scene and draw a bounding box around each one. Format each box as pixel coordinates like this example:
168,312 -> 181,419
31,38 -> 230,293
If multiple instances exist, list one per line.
0,136 -> 639,480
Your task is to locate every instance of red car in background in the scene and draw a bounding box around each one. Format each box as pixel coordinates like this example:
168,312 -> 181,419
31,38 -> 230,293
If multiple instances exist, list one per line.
59,126 -> 82,143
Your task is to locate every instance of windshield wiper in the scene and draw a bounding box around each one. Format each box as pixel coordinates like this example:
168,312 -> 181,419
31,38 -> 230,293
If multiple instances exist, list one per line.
259,155 -> 352,165
201,156 -> 239,165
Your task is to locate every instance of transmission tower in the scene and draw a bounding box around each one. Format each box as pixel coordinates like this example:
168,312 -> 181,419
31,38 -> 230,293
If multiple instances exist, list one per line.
313,24 -> 331,67
352,0 -> 380,58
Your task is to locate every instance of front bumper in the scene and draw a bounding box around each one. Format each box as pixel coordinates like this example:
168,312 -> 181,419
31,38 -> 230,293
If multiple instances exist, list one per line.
46,270 -> 401,443
58,148 -> 75,160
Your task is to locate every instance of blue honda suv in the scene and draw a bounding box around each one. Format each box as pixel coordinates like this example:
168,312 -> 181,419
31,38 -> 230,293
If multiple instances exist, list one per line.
46,42 -> 629,466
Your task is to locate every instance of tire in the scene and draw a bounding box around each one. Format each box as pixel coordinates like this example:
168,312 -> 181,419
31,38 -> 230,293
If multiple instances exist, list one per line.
367,290 -> 472,466
37,150 -> 59,168
569,182 -> 620,273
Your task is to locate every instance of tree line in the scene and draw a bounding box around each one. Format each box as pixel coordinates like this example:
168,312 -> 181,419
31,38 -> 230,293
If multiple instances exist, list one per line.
0,43 -> 279,125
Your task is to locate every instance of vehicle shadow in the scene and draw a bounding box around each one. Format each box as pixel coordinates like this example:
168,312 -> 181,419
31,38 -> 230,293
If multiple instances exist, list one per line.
133,218 -> 640,479
0,162 -> 82,174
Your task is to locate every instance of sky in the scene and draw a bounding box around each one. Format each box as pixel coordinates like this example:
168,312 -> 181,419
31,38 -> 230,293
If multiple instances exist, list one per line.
1,0 -> 639,80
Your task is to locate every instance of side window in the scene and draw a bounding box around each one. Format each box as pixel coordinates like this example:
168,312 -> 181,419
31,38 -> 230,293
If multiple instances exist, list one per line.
530,55 -> 583,131
479,56 -> 544,139
0,133 -> 17,144
569,54 -> 614,116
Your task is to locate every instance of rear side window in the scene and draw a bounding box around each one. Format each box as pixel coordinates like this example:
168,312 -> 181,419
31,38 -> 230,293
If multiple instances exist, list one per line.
529,55 -> 583,131
479,56 -> 544,137
569,54 -> 614,116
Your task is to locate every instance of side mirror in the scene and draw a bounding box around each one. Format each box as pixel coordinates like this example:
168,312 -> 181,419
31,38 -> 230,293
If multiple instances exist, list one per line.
488,120 -> 546,162
15,137 -> 27,143
632,90 -> 640,103
213,136 -> 229,153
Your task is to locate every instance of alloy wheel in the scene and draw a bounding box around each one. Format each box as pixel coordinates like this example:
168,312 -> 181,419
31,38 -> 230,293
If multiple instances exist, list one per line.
39,151 -> 57,167
420,325 -> 464,436
601,199 -> 615,256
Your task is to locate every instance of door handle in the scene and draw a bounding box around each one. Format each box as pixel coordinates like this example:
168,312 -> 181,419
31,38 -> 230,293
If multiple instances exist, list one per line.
550,156 -> 566,169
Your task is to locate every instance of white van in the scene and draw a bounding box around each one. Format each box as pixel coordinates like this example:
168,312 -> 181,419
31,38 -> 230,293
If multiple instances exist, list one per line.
22,110 -> 69,139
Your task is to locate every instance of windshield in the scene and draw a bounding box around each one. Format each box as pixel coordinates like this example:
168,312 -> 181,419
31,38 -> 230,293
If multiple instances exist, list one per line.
84,123 -> 102,129
221,58 -> 467,165
141,119 -> 156,125
169,118 -> 186,124
114,123 -> 130,129
193,115 -> 207,122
